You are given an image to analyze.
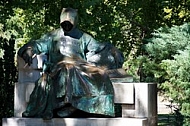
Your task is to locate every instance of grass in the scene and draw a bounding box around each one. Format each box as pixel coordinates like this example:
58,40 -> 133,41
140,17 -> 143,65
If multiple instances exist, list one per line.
158,114 -> 175,126
158,114 -> 184,126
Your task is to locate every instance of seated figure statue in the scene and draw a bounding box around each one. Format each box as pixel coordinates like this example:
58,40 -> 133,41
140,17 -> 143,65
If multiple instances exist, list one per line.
18,7 -> 124,120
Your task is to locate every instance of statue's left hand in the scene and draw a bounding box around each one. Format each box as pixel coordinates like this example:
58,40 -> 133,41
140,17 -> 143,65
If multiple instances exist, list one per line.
22,47 -> 34,66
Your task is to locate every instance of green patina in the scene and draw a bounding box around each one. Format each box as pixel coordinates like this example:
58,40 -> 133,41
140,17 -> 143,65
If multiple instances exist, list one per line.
18,7 -> 124,119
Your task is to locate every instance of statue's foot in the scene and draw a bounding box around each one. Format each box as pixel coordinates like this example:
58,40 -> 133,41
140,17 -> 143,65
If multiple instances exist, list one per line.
43,111 -> 53,120
22,111 -> 30,117
57,106 -> 77,117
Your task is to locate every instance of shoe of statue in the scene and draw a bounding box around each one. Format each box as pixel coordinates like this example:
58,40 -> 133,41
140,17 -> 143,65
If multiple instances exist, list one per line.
57,106 -> 77,117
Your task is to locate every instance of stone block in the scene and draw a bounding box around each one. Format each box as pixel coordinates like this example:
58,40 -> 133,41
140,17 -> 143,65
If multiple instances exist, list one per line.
134,83 -> 157,126
122,104 -> 135,117
112,83 -> 134,104
14,82 -> 35,117
14,83 -> 157,126
17,54 -> 46,83
2,117 -> 148,126
120,83 -> 157,126
14,82 -> 135,117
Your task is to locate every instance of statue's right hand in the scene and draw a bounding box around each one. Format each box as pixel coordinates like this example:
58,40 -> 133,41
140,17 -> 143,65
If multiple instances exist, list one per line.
22,47 -> 33,66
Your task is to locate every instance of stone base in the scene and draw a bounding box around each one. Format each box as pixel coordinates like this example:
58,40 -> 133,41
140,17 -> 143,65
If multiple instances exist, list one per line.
2,117 -> 148,126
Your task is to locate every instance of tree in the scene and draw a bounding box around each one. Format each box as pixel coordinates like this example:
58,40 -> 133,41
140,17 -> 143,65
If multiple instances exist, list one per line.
141,23 -> 190,125
1,0 -> 190,124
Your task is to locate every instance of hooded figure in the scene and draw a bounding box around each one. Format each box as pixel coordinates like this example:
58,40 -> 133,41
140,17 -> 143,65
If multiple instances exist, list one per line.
18,7 -> 124,119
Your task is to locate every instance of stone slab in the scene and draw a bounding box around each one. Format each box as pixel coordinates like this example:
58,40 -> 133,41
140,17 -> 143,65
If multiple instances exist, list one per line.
14,82 -> 35,117
112,82 -> 134,104
2,117 -> 148,126
121,83 -> 157,126
14,82 -> 135,117
17,54 -> 46,83
134,83 -> 157,126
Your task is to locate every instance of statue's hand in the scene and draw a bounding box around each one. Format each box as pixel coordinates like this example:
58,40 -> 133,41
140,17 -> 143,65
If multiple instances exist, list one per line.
22,47 -> 33,66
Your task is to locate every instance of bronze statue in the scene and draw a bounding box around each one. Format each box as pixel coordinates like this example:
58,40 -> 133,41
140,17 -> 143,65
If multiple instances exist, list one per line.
18,7 -> 124,120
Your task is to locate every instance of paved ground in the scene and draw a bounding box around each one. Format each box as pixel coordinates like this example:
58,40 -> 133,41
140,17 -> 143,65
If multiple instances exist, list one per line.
157,95 -> 173,114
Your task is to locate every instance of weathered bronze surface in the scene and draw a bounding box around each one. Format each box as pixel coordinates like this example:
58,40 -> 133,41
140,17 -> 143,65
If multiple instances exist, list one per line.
18,7 -> 124,119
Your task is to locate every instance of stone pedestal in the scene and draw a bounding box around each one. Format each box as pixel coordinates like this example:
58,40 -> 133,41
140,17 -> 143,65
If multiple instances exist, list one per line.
14,54 -> 46,117
134,83 -> 157,126
14,82 -> 35,117
121,83 -> 157,126
11,54 -> 158,126
14,82 -> 135,117
2,118 -> 148,126
13,82 -> 157,126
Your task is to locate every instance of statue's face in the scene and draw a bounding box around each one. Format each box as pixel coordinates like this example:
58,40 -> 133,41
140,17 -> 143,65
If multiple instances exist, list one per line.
61,21 -> 73,32
60,8 -> 78,33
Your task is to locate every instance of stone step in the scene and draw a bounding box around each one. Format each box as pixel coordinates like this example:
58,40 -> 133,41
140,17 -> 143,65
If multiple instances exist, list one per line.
2,117 -> 148,126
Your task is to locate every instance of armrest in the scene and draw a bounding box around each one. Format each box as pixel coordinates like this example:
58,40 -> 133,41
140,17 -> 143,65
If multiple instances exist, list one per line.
17,54 -> 47,83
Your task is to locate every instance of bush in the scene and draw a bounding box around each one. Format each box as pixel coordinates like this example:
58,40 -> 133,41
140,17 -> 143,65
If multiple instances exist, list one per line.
141,23 -> 190,125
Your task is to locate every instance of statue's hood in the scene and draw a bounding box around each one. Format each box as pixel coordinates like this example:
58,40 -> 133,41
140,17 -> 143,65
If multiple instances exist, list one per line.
60,8 -> 78,32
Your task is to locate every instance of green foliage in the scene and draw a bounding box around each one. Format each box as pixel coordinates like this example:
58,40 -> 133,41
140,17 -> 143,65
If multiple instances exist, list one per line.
0,2 -> 18,124
162,0 -> 190,25
141,23 -> 190,125
0,37 -> 17,124
1,0 -> 190,124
